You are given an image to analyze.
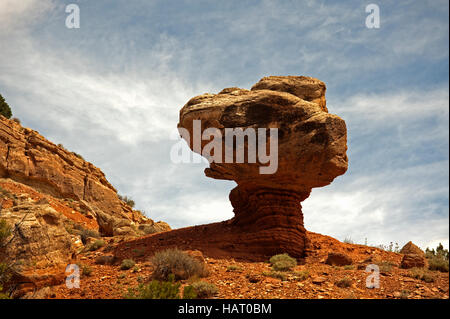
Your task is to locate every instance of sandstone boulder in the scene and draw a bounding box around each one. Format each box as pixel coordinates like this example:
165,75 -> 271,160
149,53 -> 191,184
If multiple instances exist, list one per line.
325,252 -> 353,266
400,241 -> 426,269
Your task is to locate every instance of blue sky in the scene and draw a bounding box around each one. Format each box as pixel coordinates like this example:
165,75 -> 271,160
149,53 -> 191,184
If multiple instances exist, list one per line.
0,0 -> 448,250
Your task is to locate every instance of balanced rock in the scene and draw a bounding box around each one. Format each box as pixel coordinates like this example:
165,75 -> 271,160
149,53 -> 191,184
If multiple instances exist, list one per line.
178,76 -> 348,258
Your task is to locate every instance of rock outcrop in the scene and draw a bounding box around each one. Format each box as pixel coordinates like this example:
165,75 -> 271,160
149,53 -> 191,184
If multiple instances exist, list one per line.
400,241 -> 427,269
177,76 -> 348,258
0,115 -> 170,295
0,116 -> 168,237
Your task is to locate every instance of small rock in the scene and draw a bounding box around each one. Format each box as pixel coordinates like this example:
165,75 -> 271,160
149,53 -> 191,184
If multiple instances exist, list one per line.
312,276 -> 327,285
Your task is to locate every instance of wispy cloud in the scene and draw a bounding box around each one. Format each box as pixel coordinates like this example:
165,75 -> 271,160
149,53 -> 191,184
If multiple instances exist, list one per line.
0,0 -> 448,250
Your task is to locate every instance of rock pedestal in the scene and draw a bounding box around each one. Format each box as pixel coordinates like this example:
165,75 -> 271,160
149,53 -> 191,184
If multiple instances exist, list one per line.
178,76 -> 348,258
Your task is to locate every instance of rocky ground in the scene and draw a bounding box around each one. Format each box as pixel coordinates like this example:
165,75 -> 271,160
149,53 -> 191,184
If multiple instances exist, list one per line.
43,232 -> 448,300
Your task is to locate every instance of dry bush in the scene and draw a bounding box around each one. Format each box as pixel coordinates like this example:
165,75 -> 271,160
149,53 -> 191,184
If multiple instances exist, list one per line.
151,248 -> 208,281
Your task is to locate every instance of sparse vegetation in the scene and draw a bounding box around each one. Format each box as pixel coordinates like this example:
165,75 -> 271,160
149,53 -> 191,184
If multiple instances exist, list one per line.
0,219 -> 12,246
182,285 -> 197,299
426,243 -> 449,272
124,274 -> 181,299
77,263 -> 93,277
120,259 -> 136,270
11,117 -> 21,125
151,248 -> 208,281
343,265 -> 354,270
343,237 -> 354,244
0,94 -> 12,119
189,281 -> 218,298
335,277 -> 352,288
262,270 -> 287,281
408,267 -> 435,283
118,194 -> 135,208
226,265 -> 242,272
86,239 -> 105,252
269,253 -> 297,272
376,261 -> 395,273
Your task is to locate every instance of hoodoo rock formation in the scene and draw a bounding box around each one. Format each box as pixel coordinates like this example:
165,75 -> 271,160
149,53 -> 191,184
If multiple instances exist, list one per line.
178,76 -> 348,258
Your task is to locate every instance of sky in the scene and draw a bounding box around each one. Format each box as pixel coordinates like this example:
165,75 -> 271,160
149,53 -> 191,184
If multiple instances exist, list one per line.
0,0 -> 448,250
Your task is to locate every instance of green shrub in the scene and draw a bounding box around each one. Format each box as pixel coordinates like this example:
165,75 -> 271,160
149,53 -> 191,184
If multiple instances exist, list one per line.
124,274 -> 180,299
335,277 -> 352,288
226,265 -> 242,272
428,256 -> 449,272
120,259 -> 136,270
262,270 -> 287,281
269,253 -> 297,271
182,285 -> 197,299
0,219 -> 12,246
86,239 -> 105,251
376,261 -> 395,273
408,268 -> 435,283
118,194 -> 135,208
151,248 -> 208,281
190,281 -> 218,298
0,94 -> 12,119
343,265 -> 354,270
77,263 -> 93,277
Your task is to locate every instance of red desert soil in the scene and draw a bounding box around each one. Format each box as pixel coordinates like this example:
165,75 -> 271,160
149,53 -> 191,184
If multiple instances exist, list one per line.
49,230 -> 449,299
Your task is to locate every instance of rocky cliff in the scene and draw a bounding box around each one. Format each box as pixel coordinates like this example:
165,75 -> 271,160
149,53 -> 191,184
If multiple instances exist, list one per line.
0,115 -> 169,295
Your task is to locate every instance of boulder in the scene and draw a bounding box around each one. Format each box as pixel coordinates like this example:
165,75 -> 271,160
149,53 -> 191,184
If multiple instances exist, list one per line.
400,241 -> 426,269
325,252 -> 353,266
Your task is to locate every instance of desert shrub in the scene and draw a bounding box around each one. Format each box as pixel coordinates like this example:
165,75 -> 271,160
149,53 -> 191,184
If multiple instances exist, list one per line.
151,248 -> 208,281
190,281 -> 218,298
226,265 -> 242,272
376,261 -> 395,273
0,219 -> 12,246
118,194 -> 135,208
120,259 -> 136,270
0,94 -> 12,119
124,274 -> 180,299
293,270 -> 309,281
428,256 -> 449,272
11,117 -> 21,124
269,253 -> 297,271
343,265 -> 354,270
343,237 -> 354,244
77,263 -> 92,277
182,285 -> 197,299
86,239 -> 105,251
72,152 -> 84,160
335,277 -> 352,288
262,270 -> 287,281
0,262 -> 12,298
426,243 -> 449,272
408,268 -> 435,283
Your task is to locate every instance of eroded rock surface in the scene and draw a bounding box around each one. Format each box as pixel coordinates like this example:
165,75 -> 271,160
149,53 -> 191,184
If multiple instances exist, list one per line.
177,76 -> 348,258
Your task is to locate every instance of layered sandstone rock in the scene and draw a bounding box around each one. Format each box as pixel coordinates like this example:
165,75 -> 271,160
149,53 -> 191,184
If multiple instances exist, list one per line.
0,116 -> 166,236
400,241 -> 427,269
178,76 -> 348,258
